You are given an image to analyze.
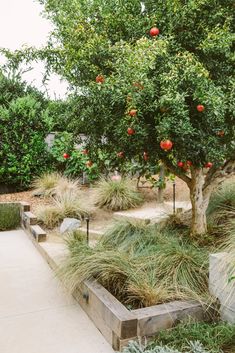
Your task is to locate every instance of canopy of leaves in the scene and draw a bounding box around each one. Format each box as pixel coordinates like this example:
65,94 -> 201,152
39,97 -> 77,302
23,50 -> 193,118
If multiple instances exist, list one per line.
0,70 -> 51,188
6,0 -> 234,171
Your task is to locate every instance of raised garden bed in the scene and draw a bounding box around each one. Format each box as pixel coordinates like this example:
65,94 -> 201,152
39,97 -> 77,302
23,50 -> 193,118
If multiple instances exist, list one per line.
10,201 -> 207,351
209,253 -> 235,324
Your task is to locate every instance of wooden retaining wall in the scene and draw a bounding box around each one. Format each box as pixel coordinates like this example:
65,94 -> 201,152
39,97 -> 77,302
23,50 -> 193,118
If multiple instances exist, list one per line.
5,202 -> 206,351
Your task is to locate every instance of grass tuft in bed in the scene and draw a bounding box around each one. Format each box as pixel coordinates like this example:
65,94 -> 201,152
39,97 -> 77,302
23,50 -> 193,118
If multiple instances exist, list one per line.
60,221 -> 209,308
32,172 -> 62,197
37,191 -> 88,228
95,178 -> 144,211
32,172 -> 80,198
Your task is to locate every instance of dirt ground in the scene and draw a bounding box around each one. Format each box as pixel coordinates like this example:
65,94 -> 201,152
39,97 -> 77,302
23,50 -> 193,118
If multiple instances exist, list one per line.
0,177 -> 189,211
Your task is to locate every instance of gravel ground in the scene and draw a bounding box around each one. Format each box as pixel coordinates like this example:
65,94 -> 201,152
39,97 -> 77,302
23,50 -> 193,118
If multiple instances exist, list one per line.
0,177 -> 190,213
0,190 -> 53,213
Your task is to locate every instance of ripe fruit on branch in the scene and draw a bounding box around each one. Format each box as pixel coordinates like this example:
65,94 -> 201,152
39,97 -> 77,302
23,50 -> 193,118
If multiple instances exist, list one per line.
86,160 -> 93,168
96,75 -> 105,83
143,152 -> 149,161
129,109 -> 137,117
133,82 -> 144,90
127,127 -> 135,135
150,27 -> 160,37
205,162 -> 213,168
197,104 -> 205,112
217,130 -> 225,137
187,161 -> 193,167
177,161 -> 184,168
160,140 -> 173,151
63,153 -> 70,159
82,149 -> 89,155
117,151 -> 124,158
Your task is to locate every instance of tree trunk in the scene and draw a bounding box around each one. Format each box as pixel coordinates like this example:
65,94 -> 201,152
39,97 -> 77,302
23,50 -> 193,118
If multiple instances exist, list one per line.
190,168 -> 210,236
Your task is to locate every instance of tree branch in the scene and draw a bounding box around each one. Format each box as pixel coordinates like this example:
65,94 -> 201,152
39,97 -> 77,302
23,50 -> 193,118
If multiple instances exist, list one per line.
162,159 -> 192,186
203,159 -> 235,194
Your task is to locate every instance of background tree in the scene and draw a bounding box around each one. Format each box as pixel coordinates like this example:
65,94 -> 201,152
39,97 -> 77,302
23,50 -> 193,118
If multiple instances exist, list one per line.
5,0 -> 234,235
0,69 -> 52,189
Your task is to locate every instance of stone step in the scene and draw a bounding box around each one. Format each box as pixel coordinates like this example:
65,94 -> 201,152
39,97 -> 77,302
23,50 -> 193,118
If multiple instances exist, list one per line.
23,211 -> 37,225
114,202 -> 191,224
30,225 -> 47,242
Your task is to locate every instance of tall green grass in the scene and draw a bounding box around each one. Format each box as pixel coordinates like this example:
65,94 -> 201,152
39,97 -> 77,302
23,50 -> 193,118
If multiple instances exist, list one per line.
60,220 -> 209,308
0,203 -> 20,231
124,322 -> 235,352
150,322 -> 235,353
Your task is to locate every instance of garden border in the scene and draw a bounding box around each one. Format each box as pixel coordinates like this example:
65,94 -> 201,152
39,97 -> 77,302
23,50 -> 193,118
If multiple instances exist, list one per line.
5,201 -> 206,351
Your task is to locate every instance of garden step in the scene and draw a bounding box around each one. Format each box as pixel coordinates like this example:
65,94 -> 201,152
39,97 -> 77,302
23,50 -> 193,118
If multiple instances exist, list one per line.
114,202 -> 191,224
30,225 -> 47,242
23,211 -> 37,225
114,207 -> 169,224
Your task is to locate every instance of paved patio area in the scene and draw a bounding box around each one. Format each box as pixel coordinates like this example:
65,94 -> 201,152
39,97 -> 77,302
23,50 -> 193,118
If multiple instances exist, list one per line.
0,229 -> 114,353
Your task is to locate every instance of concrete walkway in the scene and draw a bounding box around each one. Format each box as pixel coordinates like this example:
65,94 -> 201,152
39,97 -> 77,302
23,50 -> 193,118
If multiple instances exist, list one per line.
0,229 -> 114,353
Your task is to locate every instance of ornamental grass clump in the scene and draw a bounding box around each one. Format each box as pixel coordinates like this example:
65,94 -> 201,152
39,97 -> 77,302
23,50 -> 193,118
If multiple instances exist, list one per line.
32,172 -> 62,197
37,191 -> 88,229
32,172 -> 80,198
60,220 -> 209,308
207,178 -> 235,218
95,178 -> 144,211
0,203 -> 20,231
207,179 -> 235,229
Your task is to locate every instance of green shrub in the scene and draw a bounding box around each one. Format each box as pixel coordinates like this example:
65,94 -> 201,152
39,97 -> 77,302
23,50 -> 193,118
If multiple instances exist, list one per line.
50,132 -> 100,181
0,204 -> 20,231
123,340 -> 208,353
0,73 -> 51,189
124,322 -> 235,352
149,322 -> 235,353
95,178 -> 144,211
